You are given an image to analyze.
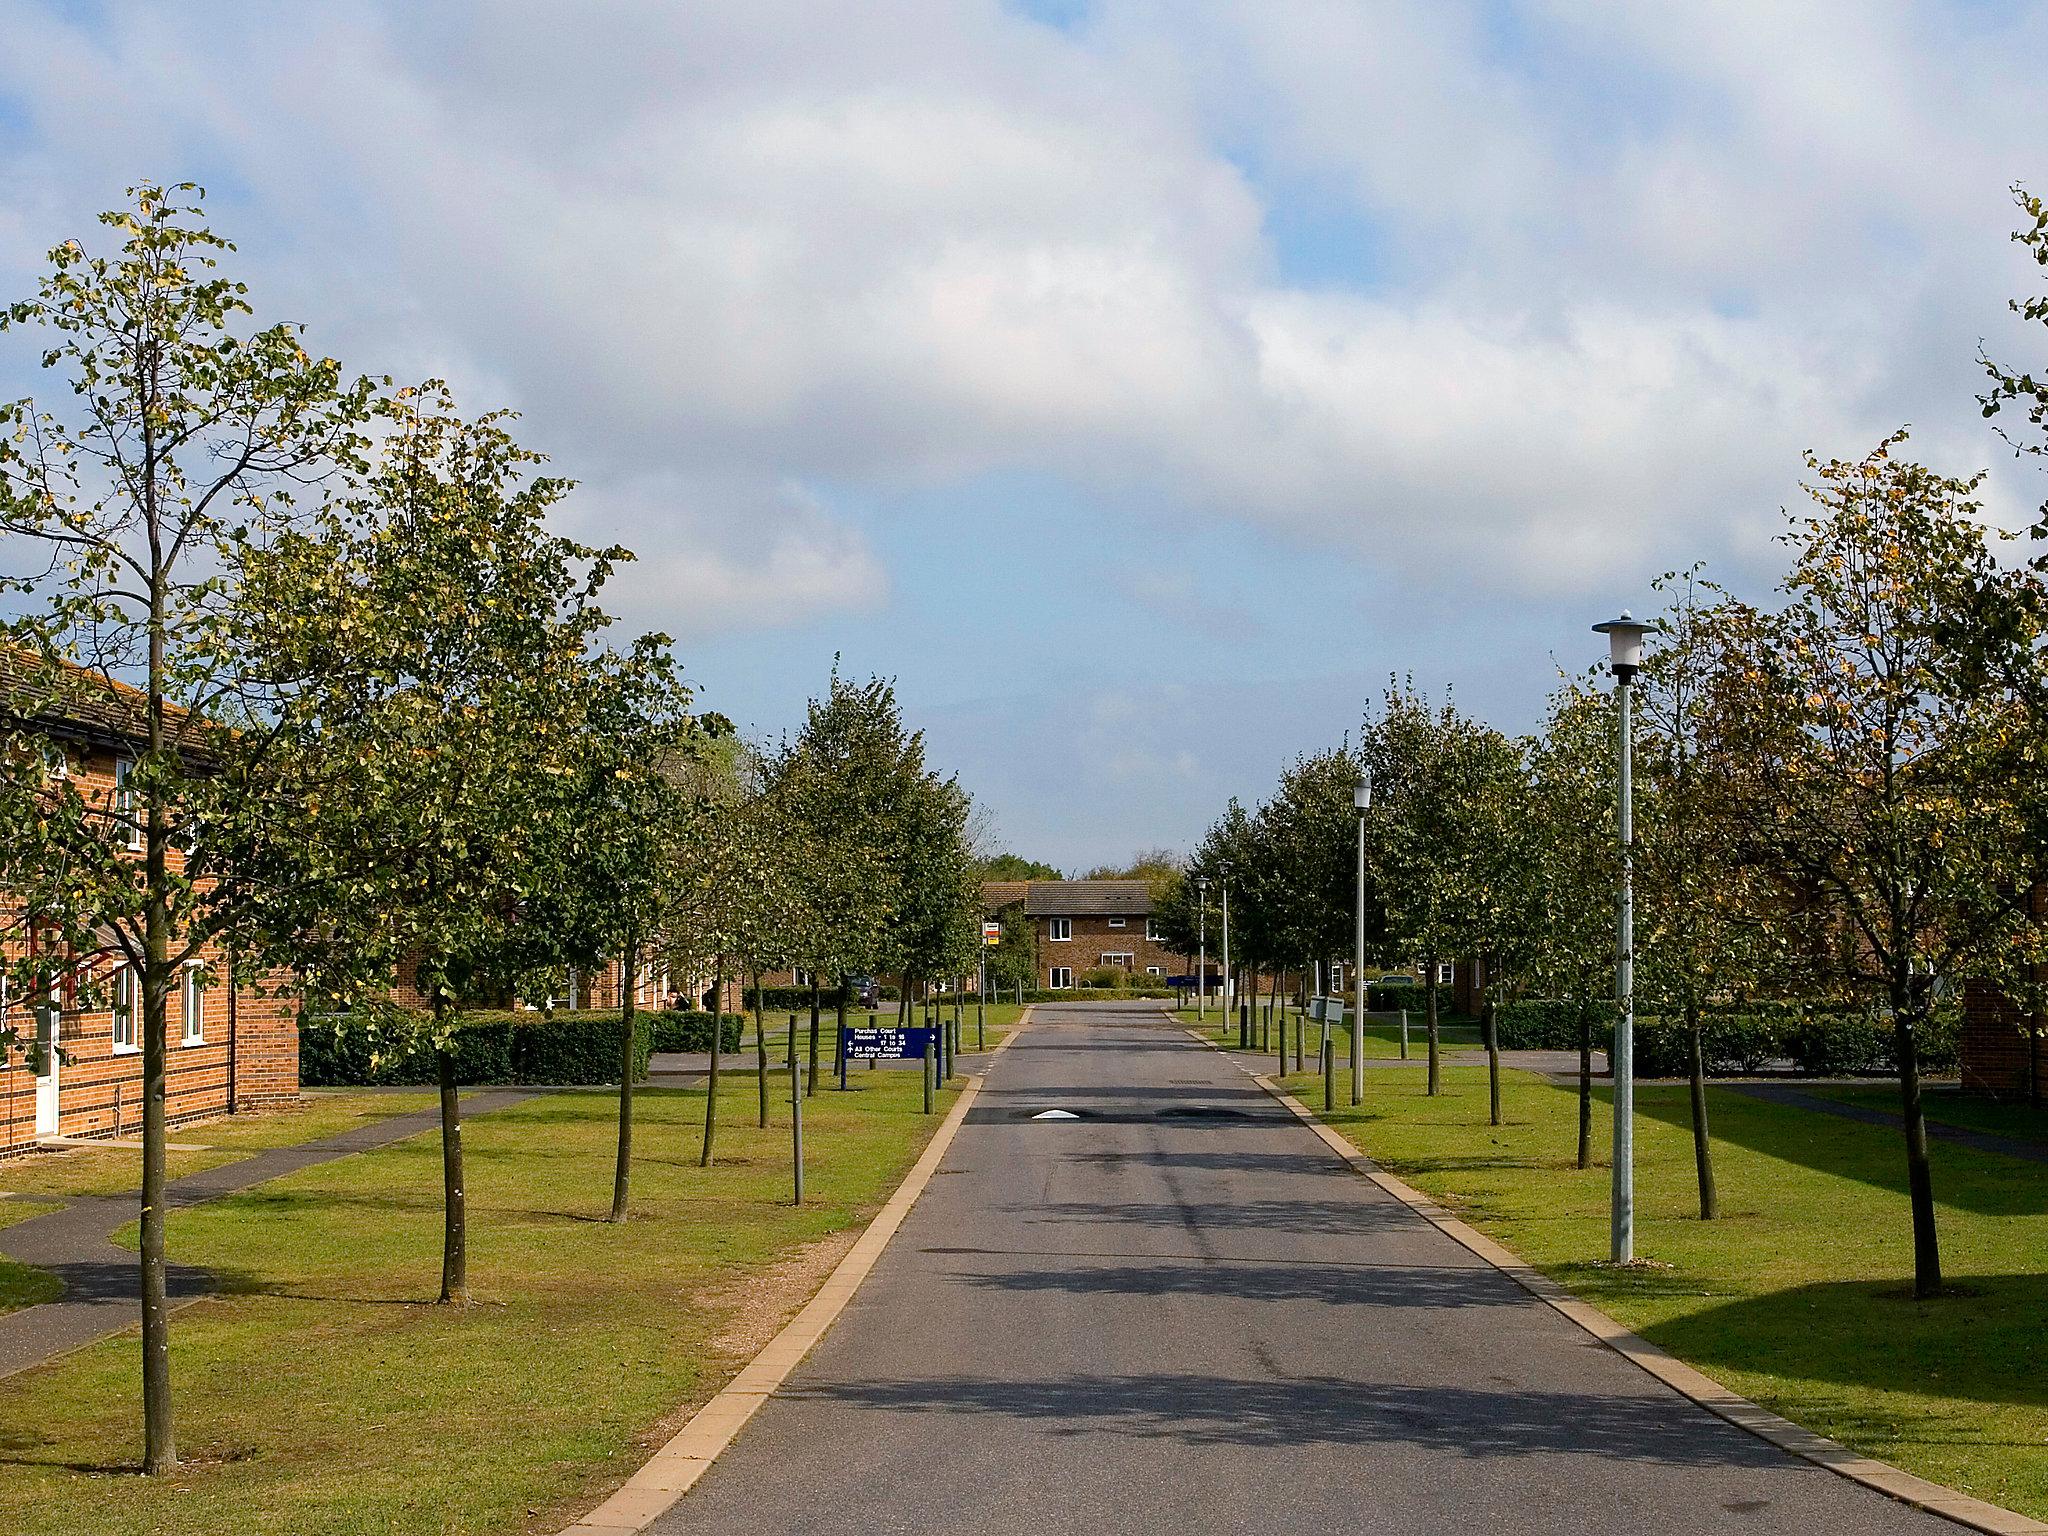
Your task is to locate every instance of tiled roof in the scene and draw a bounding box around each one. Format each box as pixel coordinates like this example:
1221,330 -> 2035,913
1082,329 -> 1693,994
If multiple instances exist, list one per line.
0,649 -> 195,751
980,880 -> 1030,912
1021,879 -> 1153,918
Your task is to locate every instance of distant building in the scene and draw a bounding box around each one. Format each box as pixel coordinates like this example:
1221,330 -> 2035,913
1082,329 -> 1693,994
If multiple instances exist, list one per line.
981,880 -> 1191,990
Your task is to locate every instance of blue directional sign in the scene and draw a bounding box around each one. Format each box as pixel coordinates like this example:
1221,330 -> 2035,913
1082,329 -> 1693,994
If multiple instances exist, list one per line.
841,1026 -> 935,1060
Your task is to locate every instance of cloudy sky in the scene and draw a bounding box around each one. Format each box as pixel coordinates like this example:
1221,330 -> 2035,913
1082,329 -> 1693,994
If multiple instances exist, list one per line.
3,1 -> 2045,868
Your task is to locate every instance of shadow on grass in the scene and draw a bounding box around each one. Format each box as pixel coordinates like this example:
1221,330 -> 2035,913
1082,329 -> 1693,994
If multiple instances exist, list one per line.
1640,1272 -> 2048,1413
1635,1088 -> 2048,1217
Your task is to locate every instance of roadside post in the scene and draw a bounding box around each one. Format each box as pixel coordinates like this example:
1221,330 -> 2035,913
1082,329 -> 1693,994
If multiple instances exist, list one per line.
1323,1027 -> 1334,1111
923,1028 -> 936,1113
791,1051 -> 805,1205
1400,1006 -> 1409,1059
1354,769 -> 1372,1106
1197,876 -> 1209,1023
1594,610 -> 1650,1264
1221,883 -> 1231,1042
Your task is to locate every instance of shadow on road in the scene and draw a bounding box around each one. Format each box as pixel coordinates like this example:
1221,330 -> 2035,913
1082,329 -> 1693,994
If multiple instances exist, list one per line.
787,1372 -> 1787,1464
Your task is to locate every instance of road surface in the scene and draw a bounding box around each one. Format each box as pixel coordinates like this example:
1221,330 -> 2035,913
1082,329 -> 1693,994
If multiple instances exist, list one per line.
653,1001 -> 1955,1536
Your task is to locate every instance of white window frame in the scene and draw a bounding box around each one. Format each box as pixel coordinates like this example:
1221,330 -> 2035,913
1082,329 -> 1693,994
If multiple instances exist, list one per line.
1438,961 -> 1455,985
1099,952 -> 1134,969
114,757 -> 142,850
111,964 -> 139,1054
1048,918 -> 1072,942
1107,917 -> 1126,929
41,742 -> 69,780
1145,918 -> 1163,942
181,963 -> 205,1045
1049,966 -> 1073,990
1146,965 -> 1164,977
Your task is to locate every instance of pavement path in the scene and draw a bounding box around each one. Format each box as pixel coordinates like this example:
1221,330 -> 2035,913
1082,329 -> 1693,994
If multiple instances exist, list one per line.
1727,1082 -> 2048,1166
0,1086 -> 537,1379
655,1001 -> 1953,1536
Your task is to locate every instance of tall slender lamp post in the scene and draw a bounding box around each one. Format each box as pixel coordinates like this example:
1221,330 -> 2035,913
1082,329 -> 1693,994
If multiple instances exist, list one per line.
1221,883 -> 1232,1036
1593,610 -> 1650,1263
1353,768 -> 1373,1106
1197,876 -> 1209,1021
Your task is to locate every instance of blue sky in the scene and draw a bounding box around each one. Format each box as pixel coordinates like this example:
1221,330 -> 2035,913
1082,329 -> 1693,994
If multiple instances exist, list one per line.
3,1 -> 2047,869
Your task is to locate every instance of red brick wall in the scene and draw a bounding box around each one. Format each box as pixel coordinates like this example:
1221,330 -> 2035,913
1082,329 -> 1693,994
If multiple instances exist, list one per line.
1035,915 -> 1189,985
1962,978 -> 2042,1101
1,738 -> 300,1159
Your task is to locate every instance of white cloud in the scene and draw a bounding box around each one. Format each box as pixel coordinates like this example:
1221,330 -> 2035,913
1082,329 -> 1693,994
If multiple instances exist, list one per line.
1,0 -> 2044,628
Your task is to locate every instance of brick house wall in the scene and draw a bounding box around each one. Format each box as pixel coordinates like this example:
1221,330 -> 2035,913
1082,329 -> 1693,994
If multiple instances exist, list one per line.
1962,979 -> 2042,1101
1,732 -> 299,1160
1035,913 -> 1188,984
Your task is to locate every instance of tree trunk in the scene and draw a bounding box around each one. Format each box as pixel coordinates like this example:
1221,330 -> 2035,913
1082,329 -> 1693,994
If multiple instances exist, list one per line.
1294,969 -> 1305,1072
609,934 -> 639,1222
1686,1000 -> 1718,1221
139,939 -> 174,1472
436,1026 -> 468,1304
753,969 -> 769,1129
807,976 -> 821,1097
1576,998 -> 1593,1170
1425,957 -> 1442,1096
1894,1002 -> 1943,1298
1482,992 -> 1502,1127
701,959 -> 725,1168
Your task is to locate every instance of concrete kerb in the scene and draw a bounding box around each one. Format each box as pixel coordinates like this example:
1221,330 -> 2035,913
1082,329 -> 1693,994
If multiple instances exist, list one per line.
556,1009 -> 1032,1536
1181,1028 -> 2046,1536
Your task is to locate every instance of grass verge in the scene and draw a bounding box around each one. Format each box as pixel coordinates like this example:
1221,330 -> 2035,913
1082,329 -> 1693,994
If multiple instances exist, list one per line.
1277,1060 -> 2048,1520
0,1067 -> 960,1536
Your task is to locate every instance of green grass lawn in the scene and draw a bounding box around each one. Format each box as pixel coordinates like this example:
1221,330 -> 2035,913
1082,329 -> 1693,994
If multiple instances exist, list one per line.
0,1068 -> 961,1536
0,1091 -> 442,1201
0,1199 -> 63,1313
1278,1061 -> 2048,1520
1803,1084 -> 2048,1147
1178,1007 -> 1482,1060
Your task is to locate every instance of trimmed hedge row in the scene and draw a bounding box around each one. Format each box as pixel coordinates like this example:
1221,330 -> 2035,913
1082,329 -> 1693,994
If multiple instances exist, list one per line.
300,1008 -> 652,1088
743,986 -> 850,1011
647,1010 -> 746,1054
1495,999 -> 1961,1078
1366,984 -> 1434,1014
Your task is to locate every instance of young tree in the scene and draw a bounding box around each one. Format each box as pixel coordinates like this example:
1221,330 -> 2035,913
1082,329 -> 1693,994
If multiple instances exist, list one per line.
0,185 -> 374,1472
1525,684 -> 1619,1168
1707,436 -> 2040,1297
239,384 -> 630,1304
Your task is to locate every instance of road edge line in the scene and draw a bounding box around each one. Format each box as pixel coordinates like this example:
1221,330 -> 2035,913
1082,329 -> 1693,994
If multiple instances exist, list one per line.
558,1014 -> 1027,1535
1200,1035 -> 2043,1536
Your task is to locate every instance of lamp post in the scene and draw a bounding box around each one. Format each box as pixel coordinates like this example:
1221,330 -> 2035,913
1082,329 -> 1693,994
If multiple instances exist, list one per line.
1221,882 -> 1232,1039
1593,610 -> 1650,1264
1353,768 -> 1372,1106
1197,876 -> 1209,1021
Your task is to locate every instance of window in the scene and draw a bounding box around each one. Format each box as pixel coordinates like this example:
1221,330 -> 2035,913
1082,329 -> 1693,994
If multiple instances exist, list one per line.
1099,952 -> 1134,968
181,965 -> 204,1045
1049,966 -> 1073,990
111,965 -> 138,1053
1438,961 -> 1455,985
1145,919 -> 1163,942
1107,917 -> 1126,929
1048,918 -> 1071,942
114,757 -> 142,850
1146,966 -> 1164,977
40,742 -> 68,781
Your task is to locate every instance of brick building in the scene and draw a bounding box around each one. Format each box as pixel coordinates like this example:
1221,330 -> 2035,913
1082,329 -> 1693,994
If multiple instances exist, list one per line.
980,879 -> 1193,989
1,660 -> 299,1159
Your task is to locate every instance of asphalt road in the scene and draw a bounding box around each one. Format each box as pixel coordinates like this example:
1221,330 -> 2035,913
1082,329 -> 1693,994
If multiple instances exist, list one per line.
653,1002 -> 1956,1536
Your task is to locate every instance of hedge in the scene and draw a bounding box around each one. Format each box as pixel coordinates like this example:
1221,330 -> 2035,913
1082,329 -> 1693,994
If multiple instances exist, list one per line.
646,1010 -> 746,1054
1365,984 -> 1433,1014
1494,1000 -> 1961,1078
743,986 -> 849,1011
300,1008 -> 652,1087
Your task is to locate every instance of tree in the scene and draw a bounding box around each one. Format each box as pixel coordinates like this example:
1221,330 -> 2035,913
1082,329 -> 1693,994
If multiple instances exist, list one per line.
0,185 -> 374,1472
770,668 -> 920,1093
889,771 -> 980,1035
1706,435 -> 2040,1297
238,383 -> 631,1305
1632,570 -> 1781,1220
1525,684 -> 1618,1168
983,899 -> 1038,992
980,853 -> 1063,882
1362,685 -> 1518,1100
535,641 -> 715,1220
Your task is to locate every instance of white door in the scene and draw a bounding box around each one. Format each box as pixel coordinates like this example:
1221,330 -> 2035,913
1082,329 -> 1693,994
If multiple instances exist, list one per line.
32,998 -> 59,1136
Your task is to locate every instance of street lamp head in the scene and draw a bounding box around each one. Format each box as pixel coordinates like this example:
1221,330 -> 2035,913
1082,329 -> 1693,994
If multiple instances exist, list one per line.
1353,768 -> 1373,812
1592,610 -> 1651,681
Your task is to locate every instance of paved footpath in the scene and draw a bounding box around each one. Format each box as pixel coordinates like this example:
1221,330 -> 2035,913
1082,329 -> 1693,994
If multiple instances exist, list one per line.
655,1002 -> 1954,1536
0,1087 -> 536,1379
